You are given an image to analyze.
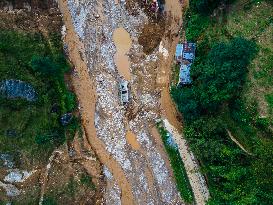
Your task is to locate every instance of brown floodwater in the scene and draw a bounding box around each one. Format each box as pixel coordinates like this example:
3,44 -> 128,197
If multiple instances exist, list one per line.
126,130 -> 141,150
113,27 -> 132,81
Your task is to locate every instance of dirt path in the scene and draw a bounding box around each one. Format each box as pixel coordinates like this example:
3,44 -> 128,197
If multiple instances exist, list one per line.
39,150 -> 63,205
57,0 -> 134,204
158,0 -> 183,132
163,119 -> 210,205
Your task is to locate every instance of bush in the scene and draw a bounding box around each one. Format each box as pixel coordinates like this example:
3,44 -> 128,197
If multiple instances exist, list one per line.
43,196 -> 58,205
185,11 -> 210,42
80,174 -> 96,190
65,91 -> 77,112
190,0 -> 234,15
30,55 -> 61,78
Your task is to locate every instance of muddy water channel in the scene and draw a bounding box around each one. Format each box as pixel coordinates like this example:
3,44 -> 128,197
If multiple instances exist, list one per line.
113,27 -> 132,81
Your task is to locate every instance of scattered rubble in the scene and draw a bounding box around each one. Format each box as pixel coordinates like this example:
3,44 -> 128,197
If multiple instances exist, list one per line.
60,113 -> 73,126
0,181 -> 20,197
103,166 -> 122,205
0,154 -> 14,168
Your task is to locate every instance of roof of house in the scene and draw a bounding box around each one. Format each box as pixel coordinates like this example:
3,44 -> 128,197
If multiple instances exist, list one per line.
179,63 -> 191,85
175,44 -> 183,57
175,42 -> 196,63
183,42 -> 196,53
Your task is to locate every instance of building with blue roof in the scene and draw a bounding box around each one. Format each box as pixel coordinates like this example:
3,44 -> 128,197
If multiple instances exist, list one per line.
175,44 -> 183,62
178,64 -> 192,85
175,42 -> 196,86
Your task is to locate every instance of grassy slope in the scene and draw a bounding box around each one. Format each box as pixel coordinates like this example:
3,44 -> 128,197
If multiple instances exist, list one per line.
0,30 -> 76,167
185,0 -> 273,152
174,0 -> 273,203
226,1 -> 273,148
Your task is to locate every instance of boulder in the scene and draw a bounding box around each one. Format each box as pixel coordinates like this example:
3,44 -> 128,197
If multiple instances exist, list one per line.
0,79 -> 37,101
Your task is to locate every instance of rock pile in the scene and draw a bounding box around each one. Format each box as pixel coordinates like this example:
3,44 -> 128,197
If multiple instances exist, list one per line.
0,79 -> 37,101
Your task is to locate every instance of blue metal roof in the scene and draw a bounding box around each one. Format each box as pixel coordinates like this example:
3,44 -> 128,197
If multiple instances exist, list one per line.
176,42 -> 196,86
175,44 -> 183,57
179,64 -> 191,85
182,42 -> 196,63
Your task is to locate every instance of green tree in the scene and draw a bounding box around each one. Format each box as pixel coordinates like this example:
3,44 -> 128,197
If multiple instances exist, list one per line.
42,196 -> 58,205
30,56 -> 61,77
252,140 -> 273,204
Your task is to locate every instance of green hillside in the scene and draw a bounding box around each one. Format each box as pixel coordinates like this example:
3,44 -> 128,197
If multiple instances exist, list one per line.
172,0 -> 273,204
0,30 -> 78,167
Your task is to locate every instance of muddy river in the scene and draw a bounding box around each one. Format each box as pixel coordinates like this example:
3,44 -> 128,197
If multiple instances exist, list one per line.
113,27 -> 132,81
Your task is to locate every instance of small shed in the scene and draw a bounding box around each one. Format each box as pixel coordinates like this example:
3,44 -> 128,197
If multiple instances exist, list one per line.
178,64 -> 192,85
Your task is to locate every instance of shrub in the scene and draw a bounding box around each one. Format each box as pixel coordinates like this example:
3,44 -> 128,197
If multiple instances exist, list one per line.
30,55 -> 61,78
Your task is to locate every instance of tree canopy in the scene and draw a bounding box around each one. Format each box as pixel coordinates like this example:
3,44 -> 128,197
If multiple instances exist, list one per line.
171,38 -> 258,121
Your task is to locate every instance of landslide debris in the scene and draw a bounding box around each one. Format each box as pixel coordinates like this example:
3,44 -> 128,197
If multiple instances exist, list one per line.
138,21 -> 166,54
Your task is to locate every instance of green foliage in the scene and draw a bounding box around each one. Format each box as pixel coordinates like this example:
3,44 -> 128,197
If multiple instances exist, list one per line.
195,38 -> 257,105
265,94 -> 273,108
156,122 -> 194,203
251,140 -> 273,203
172,38 -> 258,121
30,55 -> 61,78
0,29 -> 76,164
80,174 -> 96,190
64,91 -> 77,112
172,1 -> 273,203
185,11 -> 210,41
42,197 -> 58,205
190,0 -> 222,15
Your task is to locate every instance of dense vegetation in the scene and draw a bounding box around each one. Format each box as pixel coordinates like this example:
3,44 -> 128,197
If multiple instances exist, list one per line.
0,30 -> 78,165
156,122 -> 194,203
172,0 -> 273,204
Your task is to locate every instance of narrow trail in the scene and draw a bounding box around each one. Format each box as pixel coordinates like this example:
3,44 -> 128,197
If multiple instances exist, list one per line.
39,150 -> 63,205
163,120 -> 210,205
226,129 -> 252,155
159,0 -> 184,132
57,0 -> 134,204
